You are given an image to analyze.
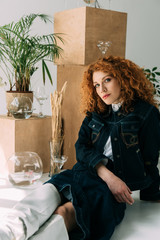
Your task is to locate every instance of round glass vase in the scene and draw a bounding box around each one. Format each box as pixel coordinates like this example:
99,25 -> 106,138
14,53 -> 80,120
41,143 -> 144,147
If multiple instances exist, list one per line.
49,139 -> 67,176
7,152 -> 43,186
9,96 -> 33,119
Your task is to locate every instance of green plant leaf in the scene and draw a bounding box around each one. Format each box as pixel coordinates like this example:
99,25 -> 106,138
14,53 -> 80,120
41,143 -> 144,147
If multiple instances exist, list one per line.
144,69 -> 151,73
152,73 -> 156,78
42,59 -> 45,84
152,67 -> 157,71
150,78 -> 157,82
155,72 -> 160,76
42,59 -> 53,85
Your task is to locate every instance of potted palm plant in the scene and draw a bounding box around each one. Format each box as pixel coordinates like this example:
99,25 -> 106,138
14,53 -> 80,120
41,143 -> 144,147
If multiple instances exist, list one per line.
0,13 -> 63,114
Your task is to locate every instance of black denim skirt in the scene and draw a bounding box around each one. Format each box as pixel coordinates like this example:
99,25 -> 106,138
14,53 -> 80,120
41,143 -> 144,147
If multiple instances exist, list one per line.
46,168 -> 126,240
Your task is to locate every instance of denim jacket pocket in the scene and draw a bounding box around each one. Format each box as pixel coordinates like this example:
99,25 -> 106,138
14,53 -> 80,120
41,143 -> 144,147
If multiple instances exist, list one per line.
121,121 -> 139,148
88,119 -> 104,144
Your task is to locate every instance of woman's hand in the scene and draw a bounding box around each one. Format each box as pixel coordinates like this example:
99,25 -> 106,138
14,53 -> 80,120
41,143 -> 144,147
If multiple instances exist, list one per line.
96,163 -> 134,205
106,173 -> 134,205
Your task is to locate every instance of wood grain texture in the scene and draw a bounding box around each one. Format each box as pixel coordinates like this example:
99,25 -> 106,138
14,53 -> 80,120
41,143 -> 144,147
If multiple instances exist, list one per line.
57,65 -> 87,169
54,7 -> 127,65
0,116 -> 52,174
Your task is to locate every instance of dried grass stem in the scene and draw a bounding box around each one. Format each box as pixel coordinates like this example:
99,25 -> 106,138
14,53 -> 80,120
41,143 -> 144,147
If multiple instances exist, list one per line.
50,81 -> 67,141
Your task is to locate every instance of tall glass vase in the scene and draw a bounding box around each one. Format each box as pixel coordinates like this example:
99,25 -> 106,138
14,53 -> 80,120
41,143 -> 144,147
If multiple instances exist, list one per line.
49,137 -> 67,176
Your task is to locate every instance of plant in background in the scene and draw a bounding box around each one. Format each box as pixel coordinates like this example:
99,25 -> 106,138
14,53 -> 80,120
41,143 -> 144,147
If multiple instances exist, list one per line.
0,76 -> 6,88
143,67 -> 160,98
0,13 -> 63,92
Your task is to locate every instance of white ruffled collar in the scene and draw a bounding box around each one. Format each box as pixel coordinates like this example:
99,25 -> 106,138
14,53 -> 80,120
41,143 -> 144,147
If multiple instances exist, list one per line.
112,102 -> 122,112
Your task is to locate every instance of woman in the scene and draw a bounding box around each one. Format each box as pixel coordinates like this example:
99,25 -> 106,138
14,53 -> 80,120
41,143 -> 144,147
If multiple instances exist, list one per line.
1,56 -> 160,240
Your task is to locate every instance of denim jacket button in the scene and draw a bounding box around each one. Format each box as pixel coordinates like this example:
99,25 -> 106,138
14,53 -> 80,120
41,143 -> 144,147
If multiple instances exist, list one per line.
145,161 -> 151,165
92,124 -> 95,128
117,155 -> 120,158
114,137 -> 118,141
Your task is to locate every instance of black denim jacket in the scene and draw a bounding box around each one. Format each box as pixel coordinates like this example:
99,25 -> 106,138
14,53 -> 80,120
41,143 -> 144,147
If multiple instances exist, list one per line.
74,100 -> 160,191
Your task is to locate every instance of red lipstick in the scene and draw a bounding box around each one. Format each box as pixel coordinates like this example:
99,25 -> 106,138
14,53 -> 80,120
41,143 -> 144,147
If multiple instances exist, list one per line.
103,94 -> 110,99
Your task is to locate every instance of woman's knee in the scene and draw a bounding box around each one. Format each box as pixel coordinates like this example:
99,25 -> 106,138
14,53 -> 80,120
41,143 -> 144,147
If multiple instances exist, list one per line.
55,202 -> 74,216
54,202 -> 77,232
55,204 -> 67,216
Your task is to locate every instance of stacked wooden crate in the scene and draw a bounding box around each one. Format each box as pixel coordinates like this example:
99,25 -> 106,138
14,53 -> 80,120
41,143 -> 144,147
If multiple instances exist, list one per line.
54,7 -> 127,169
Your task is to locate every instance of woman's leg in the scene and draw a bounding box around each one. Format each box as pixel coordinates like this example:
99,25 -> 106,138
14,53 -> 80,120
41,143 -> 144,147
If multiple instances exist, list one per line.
0,183 -> 61,240
55,202 -> 77,232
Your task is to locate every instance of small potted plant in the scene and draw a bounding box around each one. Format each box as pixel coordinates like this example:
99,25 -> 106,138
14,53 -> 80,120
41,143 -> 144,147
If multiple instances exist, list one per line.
0,13 -> 63,114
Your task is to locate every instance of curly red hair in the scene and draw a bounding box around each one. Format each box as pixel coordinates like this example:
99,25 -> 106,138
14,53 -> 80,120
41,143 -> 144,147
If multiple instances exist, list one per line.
81,56 -> 158,115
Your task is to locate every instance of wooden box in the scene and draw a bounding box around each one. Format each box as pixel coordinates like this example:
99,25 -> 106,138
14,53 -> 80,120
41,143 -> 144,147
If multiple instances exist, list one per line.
0,115 -> 52,175
54,7 -> 127,65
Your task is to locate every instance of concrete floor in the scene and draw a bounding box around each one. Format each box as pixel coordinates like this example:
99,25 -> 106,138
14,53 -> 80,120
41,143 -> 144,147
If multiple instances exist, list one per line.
111,190 -> 160,240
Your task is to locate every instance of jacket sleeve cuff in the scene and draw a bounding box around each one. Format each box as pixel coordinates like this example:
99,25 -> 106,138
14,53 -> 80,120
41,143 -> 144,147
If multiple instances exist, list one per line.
88,154 -> 108,175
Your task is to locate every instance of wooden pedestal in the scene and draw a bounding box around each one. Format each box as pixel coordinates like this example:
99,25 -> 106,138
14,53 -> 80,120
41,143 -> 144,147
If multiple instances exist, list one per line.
0,115 -> 52,175
57,65 -> 87,169
54,7 -> 127,65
